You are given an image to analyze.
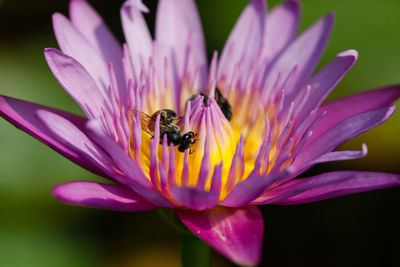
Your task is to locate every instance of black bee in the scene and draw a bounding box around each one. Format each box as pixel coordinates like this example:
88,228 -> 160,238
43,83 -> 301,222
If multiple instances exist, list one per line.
176,131 -> 197,153
129,109 -> 198,153
214,88 -> 232,121
188,88 -> 232,121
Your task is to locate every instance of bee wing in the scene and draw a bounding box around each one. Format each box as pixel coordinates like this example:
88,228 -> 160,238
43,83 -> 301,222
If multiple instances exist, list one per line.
128,109 -> 180,137
128,110 -> 155,136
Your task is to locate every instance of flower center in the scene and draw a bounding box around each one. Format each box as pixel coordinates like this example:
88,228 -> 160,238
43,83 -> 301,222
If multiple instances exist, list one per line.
118,48 -> 312,204
125,75 -> 302,203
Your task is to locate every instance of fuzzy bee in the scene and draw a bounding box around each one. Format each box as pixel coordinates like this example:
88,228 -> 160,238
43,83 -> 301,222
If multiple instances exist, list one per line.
129,109 -> 198,154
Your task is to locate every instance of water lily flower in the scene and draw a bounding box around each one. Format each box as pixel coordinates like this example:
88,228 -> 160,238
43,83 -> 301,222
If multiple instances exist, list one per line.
1,0 -> 399,265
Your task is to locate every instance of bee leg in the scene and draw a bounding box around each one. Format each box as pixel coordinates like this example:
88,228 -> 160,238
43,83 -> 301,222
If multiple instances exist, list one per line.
189,146 -> 196,155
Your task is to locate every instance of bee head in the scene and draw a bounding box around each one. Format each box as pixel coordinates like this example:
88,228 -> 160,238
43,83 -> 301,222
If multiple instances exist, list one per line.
183,131 -> 195,140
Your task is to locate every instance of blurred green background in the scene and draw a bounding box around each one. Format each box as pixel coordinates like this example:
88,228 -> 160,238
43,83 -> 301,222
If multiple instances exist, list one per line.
0,0 -> 399,266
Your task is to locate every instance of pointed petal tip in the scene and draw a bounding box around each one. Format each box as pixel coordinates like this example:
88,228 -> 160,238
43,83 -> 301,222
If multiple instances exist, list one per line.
289,0 -> 301,16
51,13 -> 68,35
337,49 -> 358,60
251,0 -> 266,10
43,47 -> 52,54
321,12 -> 335,32
52,12 -> 68,25
319,12 -> 335,31
123,0 -> 149,13
327,11 -> 335,21
43,47 -> 61,58
285,0 -> 301,10
386,104 -> 396,118
69,0 -> 85,5
361,143 -> 368,155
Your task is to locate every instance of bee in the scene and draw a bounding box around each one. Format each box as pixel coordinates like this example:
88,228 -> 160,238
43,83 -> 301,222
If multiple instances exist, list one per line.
214,88 -> 232,121
188,88 -> 232,121
129,109 -> 198,153
146,109 -> 181,132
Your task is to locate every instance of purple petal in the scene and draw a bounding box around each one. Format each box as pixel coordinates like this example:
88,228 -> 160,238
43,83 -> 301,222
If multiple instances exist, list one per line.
0,95 -> 107,177
121,0 -> 152,77
36,110 -> 115,175
309,143 -> 368,165
264,13 -> 334,101
85,120 -> 148,185
156,0 -> 207,88
275,171 -> 400,205
220,171 -> 289,207
218,0 -> 266,81
171,186 -> 219,211
69,0 -> 126,97
44,48 -> 107,119
262,0 -> 300,63
295,49 -> 358,122
294,105 -> 395,171
311,85 -> 400,143
54,181 -> 157,211
69,0 -> 122,63
177,206 -> 264,266
252,171 -> 354,204
85,120 -> 176,208
52,12 -> 110,92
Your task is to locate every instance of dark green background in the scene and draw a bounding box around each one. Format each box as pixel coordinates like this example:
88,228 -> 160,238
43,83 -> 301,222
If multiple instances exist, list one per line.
0,0 -> 399,266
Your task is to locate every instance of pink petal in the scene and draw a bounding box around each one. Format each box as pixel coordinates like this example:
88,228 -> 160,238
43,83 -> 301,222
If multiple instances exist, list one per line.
52,12 -> 110,93
69,0 -> 126,97
217,0 -> 266,81
295,49 -> 358,122
275,171 -> 400,205
294,105 -> 395,170
36,109 -> 115,175
262,0 -> 300,63
311,85 -> 400,143
121,0 -> 152,77
44,48 -> 107,119
264,13 -> 334,101
54,181 -> 157,211
156,0 -> 207,88
0,95 -> 107,177
177,205 -> 264,266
